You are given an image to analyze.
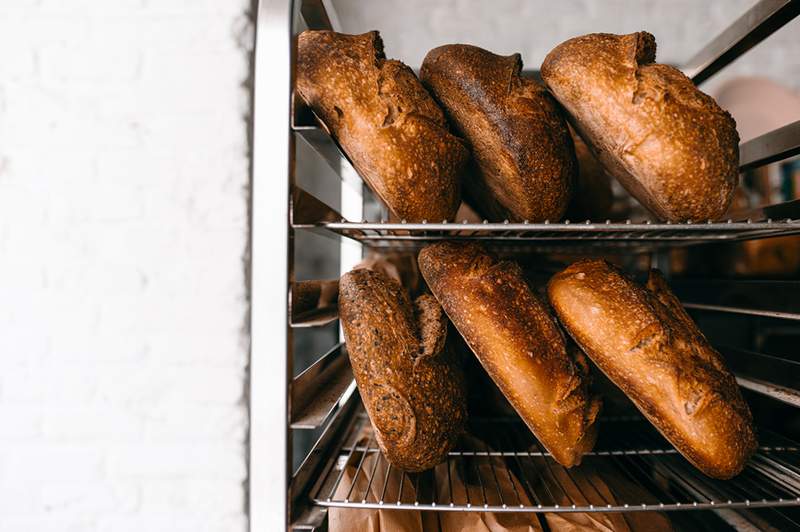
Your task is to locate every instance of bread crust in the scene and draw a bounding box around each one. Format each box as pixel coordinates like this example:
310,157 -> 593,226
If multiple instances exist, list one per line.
418,242 -> 600,467
548,260 -> 757,478
541,32 -> 739,222
339,268 -> 467,472
297,31 -> 468,222
420,44 -> 575,222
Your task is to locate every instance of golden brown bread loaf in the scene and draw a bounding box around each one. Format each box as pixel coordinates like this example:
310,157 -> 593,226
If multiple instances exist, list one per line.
297,31 -> 468,222
420,44 -> 575,222
548,260 -> 757,478
418,242 -> 600,467
541,32 -> 739,222
339,268 -> 467,472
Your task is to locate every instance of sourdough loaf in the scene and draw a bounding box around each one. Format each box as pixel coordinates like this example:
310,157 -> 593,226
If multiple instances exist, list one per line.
418,242 -> 600,467
339,268 -> 467,471
548,260 -> 756,478
420,44 -> 575,222
297,31 -> 468,222
541,32 -> 739,222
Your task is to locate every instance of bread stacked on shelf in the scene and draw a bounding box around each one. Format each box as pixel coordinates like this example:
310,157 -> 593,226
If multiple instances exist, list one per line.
305,30 -> 755,479
339,266 -> 467,472
549,260 -> 757,478
420,45 -> 576,222
418,242 -> 601,467
541,31 -> 740,222
297,30 -> 469,222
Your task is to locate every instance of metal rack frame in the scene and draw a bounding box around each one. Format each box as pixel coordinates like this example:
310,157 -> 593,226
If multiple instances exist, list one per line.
250,0 -> 800,530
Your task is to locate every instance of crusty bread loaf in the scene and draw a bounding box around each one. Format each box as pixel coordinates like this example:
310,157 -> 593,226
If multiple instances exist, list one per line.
297,31 -> 468,222
548,260 -> 756,478
420,44 -> 575,222
339,268 -> 467,472
541,32 -> 739,222
418,242 -> 600,467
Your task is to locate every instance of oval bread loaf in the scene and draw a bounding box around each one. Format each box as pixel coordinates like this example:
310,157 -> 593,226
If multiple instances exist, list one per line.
418,241 -> 600,467
420,44 -> 575,222
339,268 -> 467,472
548,259 -> 757,479
541,32 -> 739,222
297,30 -> 468,222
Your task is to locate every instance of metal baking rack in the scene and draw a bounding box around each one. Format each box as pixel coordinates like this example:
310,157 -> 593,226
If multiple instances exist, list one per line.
312,414 -> 800,516
251,0 -> 800,529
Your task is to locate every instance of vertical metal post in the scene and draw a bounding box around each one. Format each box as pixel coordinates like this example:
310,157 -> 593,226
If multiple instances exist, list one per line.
250,0 -> 293,529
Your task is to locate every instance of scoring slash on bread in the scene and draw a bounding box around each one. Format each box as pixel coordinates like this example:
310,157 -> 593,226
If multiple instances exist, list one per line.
541,32 -> 739,222
297,30 -> 469,222
420,44 -> 576,222
548,259 -> 757,479
418,241 -> 601,467
339,267 -> 467,472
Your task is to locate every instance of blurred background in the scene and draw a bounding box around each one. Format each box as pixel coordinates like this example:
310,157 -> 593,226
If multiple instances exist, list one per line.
0,1 -> 798,530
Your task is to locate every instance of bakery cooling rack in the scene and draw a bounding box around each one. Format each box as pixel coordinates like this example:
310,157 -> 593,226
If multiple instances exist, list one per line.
311,413 -> 800,515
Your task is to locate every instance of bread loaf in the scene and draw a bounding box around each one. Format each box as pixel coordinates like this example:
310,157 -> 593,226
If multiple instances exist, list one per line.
420,44 -> 575,222
548,260 -> 756,478
565,129 -> 615,221
418,242 -> 600,467
339,268 -> 467,472
297,31 -> 468,222
541,32 -> 739,222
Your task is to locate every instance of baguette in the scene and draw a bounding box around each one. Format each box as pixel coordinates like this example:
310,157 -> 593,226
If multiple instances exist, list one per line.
418,242 -> 600,467
420,44 -> 575,222
297,30 -> 468,222
541,32 -> 738,222
339,268 -> 467,471
548,259 -> 756,478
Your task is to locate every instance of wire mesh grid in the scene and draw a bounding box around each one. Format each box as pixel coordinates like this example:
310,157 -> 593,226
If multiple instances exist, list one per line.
310,414 -> 800,514
309,219 -> 800,252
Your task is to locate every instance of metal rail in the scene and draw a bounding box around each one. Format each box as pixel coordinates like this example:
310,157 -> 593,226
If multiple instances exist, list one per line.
291,343 -> 355,429
684,0 -> 800,84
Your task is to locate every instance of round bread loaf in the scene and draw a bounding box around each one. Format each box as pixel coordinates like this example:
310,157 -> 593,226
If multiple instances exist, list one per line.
548,259 -> 757,479
339,268 -> 467,472
541,32 -> 739,222
418,241 -> 600,467
420,44 -> 575,222
297,30 -> 468,222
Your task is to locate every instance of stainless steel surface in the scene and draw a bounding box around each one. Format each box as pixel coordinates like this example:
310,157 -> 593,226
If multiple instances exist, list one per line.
291,343 -> 356,429
312,414 -> 800,513
683,302 -> 800,321
736,377 -> 800,408
740,119 -> 800,171
683,0 -> 800,84
290,306 -> 338,327
297,219 -> 800,252
251,0 -> 294,529
720,345 -> 800,407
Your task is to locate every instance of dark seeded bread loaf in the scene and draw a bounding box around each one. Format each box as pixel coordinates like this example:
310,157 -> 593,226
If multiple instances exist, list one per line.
541,32 -> 739,222
339,268 -> 467,472
297,31 -> 469,222
548,260 -> 757,478
418,242 -> 600,467
420,44 -> 575,222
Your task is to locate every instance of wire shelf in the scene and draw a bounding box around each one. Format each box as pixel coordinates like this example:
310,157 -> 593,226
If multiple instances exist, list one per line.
310,414 -> 800,514
302,218 -> 800,253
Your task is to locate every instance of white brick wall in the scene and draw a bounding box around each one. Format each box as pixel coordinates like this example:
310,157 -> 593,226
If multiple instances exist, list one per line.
0,1 -> 252,530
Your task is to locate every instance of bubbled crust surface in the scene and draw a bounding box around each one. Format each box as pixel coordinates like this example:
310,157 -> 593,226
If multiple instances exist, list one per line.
418,242 -> 600,467
420,44 -> 575,222
339,268 -> 467,472
548,260 -> 757,479
541,32 -> 739,222
297,31 -> 468,222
